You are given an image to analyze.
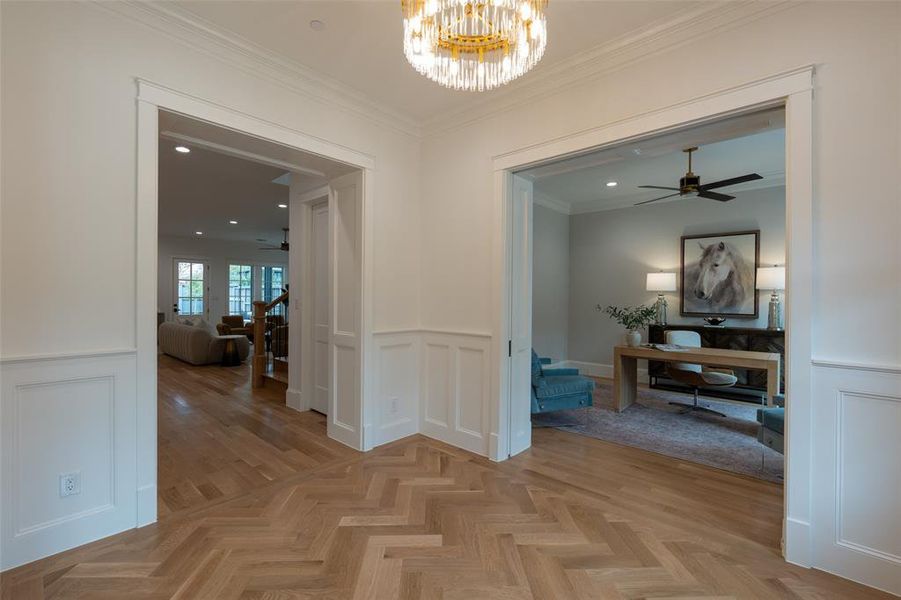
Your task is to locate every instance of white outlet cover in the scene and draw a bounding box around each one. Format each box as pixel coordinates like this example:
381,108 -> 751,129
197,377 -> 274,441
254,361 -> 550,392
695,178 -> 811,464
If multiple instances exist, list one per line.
59,472 -> 81,497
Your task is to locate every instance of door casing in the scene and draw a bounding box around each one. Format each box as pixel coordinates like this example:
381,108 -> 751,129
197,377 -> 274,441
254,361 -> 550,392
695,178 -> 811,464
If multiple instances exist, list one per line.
490,67 -> 814,570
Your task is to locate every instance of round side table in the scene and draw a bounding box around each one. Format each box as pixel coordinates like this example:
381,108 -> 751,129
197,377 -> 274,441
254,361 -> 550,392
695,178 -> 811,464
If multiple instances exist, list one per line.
220,335 -> 244,367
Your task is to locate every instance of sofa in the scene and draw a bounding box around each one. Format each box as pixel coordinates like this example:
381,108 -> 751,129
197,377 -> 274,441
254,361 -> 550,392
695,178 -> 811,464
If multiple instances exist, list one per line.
531,350 -> 594,414
216,315 -> 253,339
159,320 -> 250,366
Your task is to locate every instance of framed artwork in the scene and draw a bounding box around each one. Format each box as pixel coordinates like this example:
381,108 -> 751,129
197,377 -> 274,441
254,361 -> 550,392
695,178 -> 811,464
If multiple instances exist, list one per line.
681,230 -> 759,318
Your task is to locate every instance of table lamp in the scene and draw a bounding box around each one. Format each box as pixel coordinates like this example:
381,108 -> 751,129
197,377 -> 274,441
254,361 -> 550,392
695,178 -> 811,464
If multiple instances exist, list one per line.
646,272 -> 677,325
756,266 -> 785,330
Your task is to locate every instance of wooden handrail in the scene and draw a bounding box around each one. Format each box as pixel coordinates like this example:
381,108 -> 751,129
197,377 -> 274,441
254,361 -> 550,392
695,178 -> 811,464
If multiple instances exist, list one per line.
263,290 -> 289,313
251,290 -> 288,389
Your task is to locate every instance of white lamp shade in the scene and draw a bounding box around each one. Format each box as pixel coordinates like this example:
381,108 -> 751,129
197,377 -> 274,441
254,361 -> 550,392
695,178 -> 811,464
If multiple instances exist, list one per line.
646,272 -> 677,292
756,266 -> 785,290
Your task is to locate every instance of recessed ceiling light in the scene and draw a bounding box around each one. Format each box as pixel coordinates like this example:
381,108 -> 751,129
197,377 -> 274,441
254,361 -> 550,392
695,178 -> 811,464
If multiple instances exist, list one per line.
309,19 -> 325,31
277,203 -> 288,208
175,146 -> 190,153
606,181 -> 618,187
228,220 -> 238,225
195,231 -> 203,235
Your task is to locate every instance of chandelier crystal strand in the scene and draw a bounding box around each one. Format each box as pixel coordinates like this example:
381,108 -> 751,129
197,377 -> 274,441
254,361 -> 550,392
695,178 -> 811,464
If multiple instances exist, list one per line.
402,0 -> 547,91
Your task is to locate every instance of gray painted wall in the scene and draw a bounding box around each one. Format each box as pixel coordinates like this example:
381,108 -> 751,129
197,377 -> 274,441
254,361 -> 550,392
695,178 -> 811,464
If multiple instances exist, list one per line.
567,186 -> 786,368
532,204 -> 571,362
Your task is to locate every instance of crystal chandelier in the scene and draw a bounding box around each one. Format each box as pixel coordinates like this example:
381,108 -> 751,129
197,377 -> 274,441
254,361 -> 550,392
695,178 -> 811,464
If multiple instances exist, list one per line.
402,0 -> 548,92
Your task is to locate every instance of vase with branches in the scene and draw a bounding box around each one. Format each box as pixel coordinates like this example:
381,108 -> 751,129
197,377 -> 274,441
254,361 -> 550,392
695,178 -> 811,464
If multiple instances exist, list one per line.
601,304 -> 657,347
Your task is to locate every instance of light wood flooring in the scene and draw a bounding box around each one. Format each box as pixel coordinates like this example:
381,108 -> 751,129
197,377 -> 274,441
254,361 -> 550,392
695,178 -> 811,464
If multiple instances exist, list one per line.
0,358 -> 890,599
157,355 -> 356,517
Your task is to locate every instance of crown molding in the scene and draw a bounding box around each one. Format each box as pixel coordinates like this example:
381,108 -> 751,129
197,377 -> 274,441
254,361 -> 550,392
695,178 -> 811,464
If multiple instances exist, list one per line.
533,190 -> 572,215
92,1 -> 421,139
422,1 -> 795,138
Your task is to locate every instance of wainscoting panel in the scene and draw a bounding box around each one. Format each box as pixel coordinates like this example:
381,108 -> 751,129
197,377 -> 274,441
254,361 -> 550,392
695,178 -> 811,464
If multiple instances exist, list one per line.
372,333 -> 419,447
811,361 -> 900,595
420,332 -> 491,455
1,351 -> 138,571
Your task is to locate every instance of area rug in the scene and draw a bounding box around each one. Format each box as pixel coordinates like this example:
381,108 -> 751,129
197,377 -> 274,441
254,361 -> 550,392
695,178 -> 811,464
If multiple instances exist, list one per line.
532,379 -> 784,483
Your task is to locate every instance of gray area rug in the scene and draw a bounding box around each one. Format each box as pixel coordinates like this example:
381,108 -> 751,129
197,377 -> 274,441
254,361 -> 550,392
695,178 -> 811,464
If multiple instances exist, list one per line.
532,379 -> 784,483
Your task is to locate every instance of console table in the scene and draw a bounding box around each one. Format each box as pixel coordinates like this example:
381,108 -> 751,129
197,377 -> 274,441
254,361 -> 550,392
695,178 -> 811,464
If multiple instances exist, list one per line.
648,324 -> 784,403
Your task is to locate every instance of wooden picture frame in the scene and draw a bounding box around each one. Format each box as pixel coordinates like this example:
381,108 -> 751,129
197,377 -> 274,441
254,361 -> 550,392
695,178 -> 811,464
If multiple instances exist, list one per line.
680,230 -> 760,318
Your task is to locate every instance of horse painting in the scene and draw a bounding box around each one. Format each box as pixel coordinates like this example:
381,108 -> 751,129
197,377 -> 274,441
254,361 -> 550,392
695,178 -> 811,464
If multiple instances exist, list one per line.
681,231 -> 759,317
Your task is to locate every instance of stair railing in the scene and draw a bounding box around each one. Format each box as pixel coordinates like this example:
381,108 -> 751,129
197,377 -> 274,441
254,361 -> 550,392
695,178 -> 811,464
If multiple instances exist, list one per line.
252,290 -> 289,388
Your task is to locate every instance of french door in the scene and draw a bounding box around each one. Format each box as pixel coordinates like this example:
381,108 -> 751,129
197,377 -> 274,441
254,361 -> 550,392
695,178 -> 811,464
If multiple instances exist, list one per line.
172,258 -> 209,320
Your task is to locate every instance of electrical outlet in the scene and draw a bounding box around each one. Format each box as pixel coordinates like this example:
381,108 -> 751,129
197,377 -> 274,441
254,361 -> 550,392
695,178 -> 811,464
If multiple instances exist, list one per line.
59,472 -> 81,498
390,398 -> 399,414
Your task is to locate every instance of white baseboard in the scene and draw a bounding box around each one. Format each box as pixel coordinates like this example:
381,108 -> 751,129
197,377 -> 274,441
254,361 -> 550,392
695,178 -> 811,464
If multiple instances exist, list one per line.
136,484 -> 157,528
561,359 -> 649,383
374,418 -> 417,448
285,388 -> 306,412
785,516 -> 811,567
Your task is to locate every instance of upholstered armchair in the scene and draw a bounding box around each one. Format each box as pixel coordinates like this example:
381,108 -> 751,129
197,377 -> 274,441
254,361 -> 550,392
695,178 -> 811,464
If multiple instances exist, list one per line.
216,315 -> 253,339
530,350 -> 594,414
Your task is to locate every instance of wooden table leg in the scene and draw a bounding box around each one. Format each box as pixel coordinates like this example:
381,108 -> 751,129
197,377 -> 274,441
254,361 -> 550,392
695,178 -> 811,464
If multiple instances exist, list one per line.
766,359 -> 780,407
613,349 -> 638,412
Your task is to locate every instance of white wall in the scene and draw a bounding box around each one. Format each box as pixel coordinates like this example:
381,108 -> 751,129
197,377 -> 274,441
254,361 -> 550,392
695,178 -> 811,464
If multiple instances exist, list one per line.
157,235 -> 287,327
531,203 -> 570,362
420,3 -> 900,368
419,2 -> 900,592
0,1 -> 421,570
567,186 -> 785,368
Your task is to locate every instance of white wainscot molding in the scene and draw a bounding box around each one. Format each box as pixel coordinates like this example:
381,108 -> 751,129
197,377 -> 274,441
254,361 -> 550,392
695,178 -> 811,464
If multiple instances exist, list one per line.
371,332 -> 420,447
811,361 -> 901,596
1,351 -> 138,571
419,331 -> 492,456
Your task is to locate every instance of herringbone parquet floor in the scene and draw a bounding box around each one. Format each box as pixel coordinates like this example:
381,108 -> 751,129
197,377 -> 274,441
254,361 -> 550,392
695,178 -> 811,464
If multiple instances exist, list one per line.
0,360 -> 891,599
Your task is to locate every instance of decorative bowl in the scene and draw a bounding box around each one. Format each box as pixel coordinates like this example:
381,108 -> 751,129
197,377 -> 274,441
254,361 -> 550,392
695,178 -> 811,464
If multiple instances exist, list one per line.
704,317 -> 727,326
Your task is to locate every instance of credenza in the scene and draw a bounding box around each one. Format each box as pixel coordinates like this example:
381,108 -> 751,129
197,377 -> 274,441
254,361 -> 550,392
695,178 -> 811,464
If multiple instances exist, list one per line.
648,324 -> 785,403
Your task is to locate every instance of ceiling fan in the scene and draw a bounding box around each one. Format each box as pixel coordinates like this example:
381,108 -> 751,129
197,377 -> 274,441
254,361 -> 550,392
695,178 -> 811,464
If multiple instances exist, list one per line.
259,228 -> 289,252
635,147 -> 762,206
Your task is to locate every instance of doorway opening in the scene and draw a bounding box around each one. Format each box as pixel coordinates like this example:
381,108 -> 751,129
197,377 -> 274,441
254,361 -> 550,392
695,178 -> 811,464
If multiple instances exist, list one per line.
491,68 -> 813,565
151,107 -> 366,519
518,108 -> 787,483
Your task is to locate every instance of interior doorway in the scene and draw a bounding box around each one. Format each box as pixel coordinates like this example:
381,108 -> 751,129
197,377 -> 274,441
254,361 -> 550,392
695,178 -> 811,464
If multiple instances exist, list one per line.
491,69 -> 814,566
510,108 -> 788,483
139,91 -> 372,524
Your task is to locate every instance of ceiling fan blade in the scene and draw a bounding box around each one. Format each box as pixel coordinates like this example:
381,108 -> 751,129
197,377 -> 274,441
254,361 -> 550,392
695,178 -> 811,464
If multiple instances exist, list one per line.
697,190 -> 735,202
635,192 -> 681,206
700,173 -> 762,190
638,185 -> 680,190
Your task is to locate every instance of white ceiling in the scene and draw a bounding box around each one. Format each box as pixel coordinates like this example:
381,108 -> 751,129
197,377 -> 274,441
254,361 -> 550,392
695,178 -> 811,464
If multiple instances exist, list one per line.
163,1 -> 705,122
158,111 -> 355,243
521,108 -> 786,214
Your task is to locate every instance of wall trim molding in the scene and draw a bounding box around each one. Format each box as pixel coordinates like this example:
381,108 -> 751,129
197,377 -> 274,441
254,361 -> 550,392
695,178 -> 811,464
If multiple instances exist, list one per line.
0,348 -> 138,365
92,1 -> 421,138
374,328 -> 493,339
532,192 -> 572,216
811,359 -> 901,375
423,1 -> 796,137
563,360 -> 649,382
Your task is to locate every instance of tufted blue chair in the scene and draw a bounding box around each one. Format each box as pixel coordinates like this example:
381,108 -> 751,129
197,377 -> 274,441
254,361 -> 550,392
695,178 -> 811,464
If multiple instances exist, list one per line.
531,350 -> 594,414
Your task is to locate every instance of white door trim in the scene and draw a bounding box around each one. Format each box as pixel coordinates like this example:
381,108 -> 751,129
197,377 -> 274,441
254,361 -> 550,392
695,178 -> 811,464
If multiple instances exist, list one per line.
489,65 -> 815,569
136,80 -> 376,528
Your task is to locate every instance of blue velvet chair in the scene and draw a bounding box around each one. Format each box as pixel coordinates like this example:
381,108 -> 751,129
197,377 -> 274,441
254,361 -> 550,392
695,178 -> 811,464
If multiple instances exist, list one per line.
531,350 -> 594,414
